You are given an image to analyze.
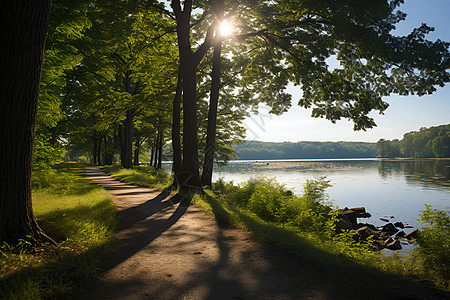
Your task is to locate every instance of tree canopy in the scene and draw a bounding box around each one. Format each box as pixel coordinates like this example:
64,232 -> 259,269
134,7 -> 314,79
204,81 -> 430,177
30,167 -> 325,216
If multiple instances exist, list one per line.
377,124 -> 450,158
1,0 -> 450,243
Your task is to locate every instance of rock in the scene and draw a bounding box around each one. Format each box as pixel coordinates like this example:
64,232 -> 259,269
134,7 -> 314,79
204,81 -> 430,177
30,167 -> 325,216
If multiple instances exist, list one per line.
395,231 -> 406,238
381,237 -> 394,246
404,225 -> 414,229
335,216 -> 354,232
387,240 -> 402,250
359,223 -> 377,230
356,226 -> 383,240
405,230 -> 418,240
394,222 -> 405,229
339,207 -> 371,225
381,223 -> 399,235
380,218 -> 389,222
349,207 -> 366,212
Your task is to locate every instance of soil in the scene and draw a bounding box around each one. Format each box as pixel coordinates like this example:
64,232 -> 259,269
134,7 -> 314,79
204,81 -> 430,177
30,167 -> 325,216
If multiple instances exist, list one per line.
72,166 -> 448,300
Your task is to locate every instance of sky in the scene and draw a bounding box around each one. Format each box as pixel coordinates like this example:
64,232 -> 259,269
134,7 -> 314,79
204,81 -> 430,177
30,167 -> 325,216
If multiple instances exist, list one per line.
243,0 -> 450,143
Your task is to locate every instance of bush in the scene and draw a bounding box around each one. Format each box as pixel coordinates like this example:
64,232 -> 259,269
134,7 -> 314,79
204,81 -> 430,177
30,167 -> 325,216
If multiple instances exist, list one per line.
247,179 -> 290,222
213,176 -> 336,234
416,205 -> 450,283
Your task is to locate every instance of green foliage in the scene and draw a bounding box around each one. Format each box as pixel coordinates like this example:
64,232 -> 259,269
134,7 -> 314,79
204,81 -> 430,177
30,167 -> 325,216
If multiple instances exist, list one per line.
416,205 -> 450,283
214,176 -> 335,232
377,124 -> 450,158
0,164 -> 116,299
234,141 -> 377,160
247,179 -> 289,222
102,165 -> 171,189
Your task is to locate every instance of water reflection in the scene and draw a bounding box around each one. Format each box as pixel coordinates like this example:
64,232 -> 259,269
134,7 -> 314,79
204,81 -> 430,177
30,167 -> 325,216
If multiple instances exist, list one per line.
377,159 -> 450,188
211,159 -> 450,232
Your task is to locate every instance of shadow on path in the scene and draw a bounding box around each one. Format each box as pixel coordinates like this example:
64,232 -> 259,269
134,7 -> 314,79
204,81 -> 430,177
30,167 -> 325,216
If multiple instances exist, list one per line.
82,167 -> 188,272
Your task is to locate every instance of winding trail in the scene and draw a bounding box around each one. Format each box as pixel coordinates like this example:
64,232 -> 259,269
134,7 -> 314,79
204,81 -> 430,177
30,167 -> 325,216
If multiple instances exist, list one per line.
74,166 -> 447,300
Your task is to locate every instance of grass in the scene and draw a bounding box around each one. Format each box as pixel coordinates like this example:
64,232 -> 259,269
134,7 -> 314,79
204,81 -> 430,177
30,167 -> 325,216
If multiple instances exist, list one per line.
0,163 -> 116,299
102,164 -> 171,190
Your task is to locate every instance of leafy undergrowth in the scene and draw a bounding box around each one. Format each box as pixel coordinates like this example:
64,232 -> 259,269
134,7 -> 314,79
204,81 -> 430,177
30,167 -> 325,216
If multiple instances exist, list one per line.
193,177 -> 449,290
102,164 -> 171,190
0,163 -> 116,299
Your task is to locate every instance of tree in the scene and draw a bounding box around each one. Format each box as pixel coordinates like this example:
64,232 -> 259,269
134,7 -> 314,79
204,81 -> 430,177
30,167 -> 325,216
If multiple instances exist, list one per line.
0,1 -> 53,243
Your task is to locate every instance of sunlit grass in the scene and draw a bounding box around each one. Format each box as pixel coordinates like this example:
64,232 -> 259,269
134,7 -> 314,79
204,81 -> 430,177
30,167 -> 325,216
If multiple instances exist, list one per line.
102,164 -> 171,189
0,163 -> 116,299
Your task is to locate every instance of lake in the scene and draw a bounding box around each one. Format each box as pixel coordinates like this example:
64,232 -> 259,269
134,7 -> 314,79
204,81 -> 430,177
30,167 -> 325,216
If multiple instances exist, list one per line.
164,158 -> 450,254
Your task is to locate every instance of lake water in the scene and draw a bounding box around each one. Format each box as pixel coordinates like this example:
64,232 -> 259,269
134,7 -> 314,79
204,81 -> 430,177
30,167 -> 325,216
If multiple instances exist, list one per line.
212,159 -> 450,228
164,158 -> 450,254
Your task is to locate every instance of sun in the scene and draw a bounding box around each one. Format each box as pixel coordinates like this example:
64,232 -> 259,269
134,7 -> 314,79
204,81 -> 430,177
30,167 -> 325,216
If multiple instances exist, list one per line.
219,19 -> 233,37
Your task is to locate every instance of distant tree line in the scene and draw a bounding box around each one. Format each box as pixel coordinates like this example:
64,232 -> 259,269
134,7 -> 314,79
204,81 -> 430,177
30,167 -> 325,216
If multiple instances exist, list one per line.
377,124 -> 450,158
234,141 -> 377,160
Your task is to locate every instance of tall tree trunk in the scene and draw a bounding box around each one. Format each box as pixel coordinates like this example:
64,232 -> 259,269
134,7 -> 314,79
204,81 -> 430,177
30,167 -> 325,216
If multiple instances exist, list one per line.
118,124 -> 125,165
123,109 -> 133,168
150,140 -> 155,167
104,136 -> 114,165
201,40 -> 222,187
175,3 -> 201,190
133,133 -> 140,166
154,132 -> 160,168
93,135 -> 98,165
171,66 -> 183,188
97,136 -> 102,166
157,130 -> 163,169
0,0 -> 54,244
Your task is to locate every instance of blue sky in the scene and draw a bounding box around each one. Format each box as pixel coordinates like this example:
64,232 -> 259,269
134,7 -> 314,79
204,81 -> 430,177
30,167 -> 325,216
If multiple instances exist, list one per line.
244,0 -> 450,142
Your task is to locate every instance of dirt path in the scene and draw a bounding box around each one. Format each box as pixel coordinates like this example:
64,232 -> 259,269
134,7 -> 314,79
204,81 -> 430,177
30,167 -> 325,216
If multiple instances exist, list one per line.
74,166 -> 447,300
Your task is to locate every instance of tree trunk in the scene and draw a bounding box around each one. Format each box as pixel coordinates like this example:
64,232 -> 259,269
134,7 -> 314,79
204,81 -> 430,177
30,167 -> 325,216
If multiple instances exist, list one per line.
133,133 -> 141,166
123,109 -> 133,168
93,135 -> 98,165
97,136 -> 102,166
0,0 -> 54,244
150,141 -> 155,167
104,136 -> 114,165
171,66 -> 183,187
201,40 -> 222,187
175,6 -> 202,190
157,130 -> 163,169
154,132 -> 160,169
118,124 -> 125,165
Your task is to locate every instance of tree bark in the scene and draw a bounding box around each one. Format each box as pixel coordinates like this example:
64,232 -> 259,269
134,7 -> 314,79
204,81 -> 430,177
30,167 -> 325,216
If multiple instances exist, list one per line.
150,140 -> 155,167
93,135 -> 98,165
122,109 -> 133,168
173,0 -> 201,190
133,133 -> 141,166
201,40 -> 223,187
97,136 -> 102,166
171,66 -> 183,187
157,130 -> 163,169
0,0 -> 54,244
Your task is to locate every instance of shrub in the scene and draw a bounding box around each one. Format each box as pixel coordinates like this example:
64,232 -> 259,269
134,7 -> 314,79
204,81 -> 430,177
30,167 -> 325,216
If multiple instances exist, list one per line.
247,179 -> 290,222
416,205 -> 449,283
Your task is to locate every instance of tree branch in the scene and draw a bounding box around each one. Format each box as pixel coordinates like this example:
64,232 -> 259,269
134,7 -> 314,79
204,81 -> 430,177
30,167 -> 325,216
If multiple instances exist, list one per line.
193,22 -> 216,64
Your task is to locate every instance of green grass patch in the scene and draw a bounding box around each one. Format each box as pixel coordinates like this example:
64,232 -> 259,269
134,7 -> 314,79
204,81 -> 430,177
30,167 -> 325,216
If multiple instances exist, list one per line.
102,164 -> 171,189
0,163 -> 116,299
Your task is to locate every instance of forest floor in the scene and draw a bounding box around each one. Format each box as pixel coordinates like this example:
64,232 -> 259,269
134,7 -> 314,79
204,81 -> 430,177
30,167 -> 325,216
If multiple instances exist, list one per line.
72,166 -> 448,300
